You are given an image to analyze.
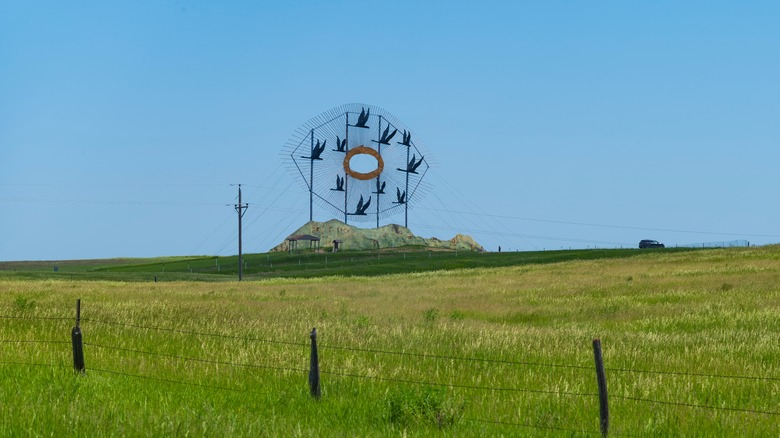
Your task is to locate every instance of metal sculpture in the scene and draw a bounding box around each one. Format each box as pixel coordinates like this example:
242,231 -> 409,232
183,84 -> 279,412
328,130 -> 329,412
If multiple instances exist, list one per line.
284,103 -> 431,228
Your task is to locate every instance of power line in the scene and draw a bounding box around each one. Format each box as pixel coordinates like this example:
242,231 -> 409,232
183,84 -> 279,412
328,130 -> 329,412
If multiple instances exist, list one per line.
254,208 -> 307,253
416,206 -> 780,239
414,222 -> 634,247
190,211 -> 235,255
0,197 -> 224,207
0,183 -> 231,188
430,171 -> 531,250
208,169 -> 300,256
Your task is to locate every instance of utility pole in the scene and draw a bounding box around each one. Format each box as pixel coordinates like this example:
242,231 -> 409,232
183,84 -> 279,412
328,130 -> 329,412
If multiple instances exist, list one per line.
233,184 -> 249,281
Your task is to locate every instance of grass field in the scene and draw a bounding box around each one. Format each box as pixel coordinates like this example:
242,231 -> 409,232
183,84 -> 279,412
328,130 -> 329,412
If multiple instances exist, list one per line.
0,246 -> 697,281
2,245 -> 779,436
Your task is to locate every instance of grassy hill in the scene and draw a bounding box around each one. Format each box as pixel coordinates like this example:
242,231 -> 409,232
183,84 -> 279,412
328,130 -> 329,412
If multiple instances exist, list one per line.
0,246 -> 693,281
2,245 -> 779,435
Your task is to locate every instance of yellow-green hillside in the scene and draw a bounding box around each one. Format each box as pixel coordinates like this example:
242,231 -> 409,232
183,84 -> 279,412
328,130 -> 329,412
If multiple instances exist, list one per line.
1,245 -> 779,436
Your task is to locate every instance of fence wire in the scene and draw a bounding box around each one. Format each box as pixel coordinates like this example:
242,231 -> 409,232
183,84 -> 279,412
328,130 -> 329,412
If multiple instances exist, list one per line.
0,360 -> 66,368
3,310 -> 780,435
464,417 -> 605,436
85,342 -> 308,374
321,368 -> 599,398
1,339 -> 70,345
606,365 -> 780,382
4,314 -> 780,383
1,315 -> 71,321
614,394 -> 780,416
88,367 -> 246,392
321,343 -> 593,371
83,318 -> 308,347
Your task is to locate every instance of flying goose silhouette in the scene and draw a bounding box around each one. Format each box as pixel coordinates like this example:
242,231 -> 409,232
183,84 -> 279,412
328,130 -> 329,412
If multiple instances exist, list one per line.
372,126 -> 398,145
397,154 -> 424,174
354,195 -> 371,215
372,179 -> 386,194
301,139 -> 326,160
331,175 -> 345,191
409,154 -> 424,173
393,188 -> 406,204
397,130 -> 412,146
333,136 -> 347,152
350,107 -> 370,129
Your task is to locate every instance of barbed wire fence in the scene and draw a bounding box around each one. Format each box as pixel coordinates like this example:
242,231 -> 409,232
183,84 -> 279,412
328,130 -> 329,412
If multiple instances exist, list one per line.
2,301 -> 780,436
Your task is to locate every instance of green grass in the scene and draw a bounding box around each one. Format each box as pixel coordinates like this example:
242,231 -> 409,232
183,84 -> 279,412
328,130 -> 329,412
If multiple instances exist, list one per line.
0,246 -> 694,282
1,245 -> 779,436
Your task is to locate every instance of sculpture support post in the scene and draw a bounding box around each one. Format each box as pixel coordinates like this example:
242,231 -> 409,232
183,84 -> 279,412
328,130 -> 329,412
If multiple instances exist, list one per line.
309,129 -> 314,222
376,116 -> 381,229
404,144 -> 410,228
344,114 -> 349,224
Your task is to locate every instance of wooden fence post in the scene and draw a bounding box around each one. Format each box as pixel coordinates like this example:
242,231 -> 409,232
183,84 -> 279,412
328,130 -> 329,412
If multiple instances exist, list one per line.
71,299 -> 85,373
592,338 -> 608,437
309,327 -> 321,399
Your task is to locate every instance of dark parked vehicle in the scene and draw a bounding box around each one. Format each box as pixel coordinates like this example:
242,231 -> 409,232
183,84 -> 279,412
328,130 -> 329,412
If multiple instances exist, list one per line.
639,239 -> 665,249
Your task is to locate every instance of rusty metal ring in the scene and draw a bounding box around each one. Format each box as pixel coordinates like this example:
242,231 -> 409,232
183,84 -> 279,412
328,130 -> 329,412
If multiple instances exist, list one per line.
343,146 -> 384,180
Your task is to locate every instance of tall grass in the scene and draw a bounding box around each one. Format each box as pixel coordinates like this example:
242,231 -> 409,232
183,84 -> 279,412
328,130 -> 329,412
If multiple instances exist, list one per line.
0,247 -> 698,281
1,245 -> 779,436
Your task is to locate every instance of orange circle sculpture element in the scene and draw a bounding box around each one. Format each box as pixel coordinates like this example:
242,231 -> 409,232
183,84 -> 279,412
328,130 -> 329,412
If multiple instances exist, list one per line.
343,146 -> 384,181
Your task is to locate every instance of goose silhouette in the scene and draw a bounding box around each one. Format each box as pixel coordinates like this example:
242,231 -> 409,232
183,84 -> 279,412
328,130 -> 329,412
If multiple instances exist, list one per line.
409,154 -> 424,173
354,195 -> 371,215
331,175 -> 345,191
373,179 -> 386,194
373,126 -> 398,145
350,108 -> 370,129
394,188 -> 406,204
302,139 -> 326,160
398,154 -> 424,174
333,136 -> 347,152
397,130 -> 412,146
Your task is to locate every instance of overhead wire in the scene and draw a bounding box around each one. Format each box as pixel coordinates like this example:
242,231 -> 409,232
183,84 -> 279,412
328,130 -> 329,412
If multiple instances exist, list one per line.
415,223 -> 634,247
240,184 -> 305,254
454,179 -> 536,250
209,160 -> 310,256
416,206 -> 780,239
0,197 -> 225,207
414,173 -> 511,249
429,171 -> 532,250
189,211 -> 235,255
422,177 -> 522,250
209,169 -> 288,256
252,197 -> 309,253
0,183 -> 230,188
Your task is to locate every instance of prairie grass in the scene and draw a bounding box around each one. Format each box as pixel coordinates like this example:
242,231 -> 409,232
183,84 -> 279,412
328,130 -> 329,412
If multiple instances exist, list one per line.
1,245 -> 779,436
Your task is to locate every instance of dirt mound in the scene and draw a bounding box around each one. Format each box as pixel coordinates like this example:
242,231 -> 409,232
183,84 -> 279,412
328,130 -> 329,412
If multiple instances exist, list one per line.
271,219 -> 484,252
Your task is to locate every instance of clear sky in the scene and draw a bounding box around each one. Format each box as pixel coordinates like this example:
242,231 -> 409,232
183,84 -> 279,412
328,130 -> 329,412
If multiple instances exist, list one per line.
2,1 -> 779,261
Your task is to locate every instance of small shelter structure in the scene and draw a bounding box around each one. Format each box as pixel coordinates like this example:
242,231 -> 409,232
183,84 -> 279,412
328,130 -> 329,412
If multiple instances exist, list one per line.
287,234 -> 321,254
332,239 -> 343,252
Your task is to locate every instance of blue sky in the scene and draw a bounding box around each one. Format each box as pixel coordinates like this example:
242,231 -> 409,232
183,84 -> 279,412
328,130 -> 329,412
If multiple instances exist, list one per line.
1,1 -> 779,261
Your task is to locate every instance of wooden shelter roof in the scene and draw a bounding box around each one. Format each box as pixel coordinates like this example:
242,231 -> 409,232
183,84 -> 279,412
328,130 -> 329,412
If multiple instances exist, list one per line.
287,234 -> 320,242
